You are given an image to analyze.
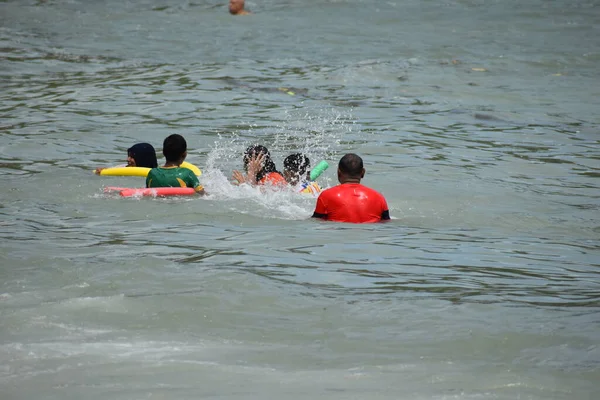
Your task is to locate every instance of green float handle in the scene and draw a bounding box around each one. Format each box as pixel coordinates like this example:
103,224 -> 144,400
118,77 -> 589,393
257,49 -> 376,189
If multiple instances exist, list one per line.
309,160 -> 329,181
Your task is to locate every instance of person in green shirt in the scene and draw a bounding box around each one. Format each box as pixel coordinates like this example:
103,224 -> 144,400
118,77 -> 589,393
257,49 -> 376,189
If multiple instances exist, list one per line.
146,134 -> 206,195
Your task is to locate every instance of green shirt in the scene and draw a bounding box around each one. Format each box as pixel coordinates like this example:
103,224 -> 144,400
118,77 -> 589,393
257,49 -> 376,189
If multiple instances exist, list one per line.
146,167 -> 202,190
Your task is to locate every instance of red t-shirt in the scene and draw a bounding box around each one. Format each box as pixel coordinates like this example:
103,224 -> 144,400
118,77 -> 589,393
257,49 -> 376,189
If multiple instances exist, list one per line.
312,183 -> 390,223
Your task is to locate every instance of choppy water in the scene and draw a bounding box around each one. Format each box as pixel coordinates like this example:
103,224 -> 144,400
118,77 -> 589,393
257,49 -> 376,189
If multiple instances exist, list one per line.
1,0 -> 599,399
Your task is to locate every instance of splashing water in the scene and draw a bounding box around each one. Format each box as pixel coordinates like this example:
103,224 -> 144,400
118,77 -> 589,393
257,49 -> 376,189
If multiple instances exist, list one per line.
197,106 -> 355,220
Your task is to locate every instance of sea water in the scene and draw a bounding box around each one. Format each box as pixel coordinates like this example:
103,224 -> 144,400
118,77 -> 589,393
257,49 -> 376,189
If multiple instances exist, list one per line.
1,1 -> 599,399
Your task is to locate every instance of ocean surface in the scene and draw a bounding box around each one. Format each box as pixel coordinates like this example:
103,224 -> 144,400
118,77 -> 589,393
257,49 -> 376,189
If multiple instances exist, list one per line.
1,0 -> 599,399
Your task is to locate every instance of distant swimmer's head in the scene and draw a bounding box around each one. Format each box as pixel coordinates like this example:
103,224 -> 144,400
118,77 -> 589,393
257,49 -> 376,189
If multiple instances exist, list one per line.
338,153 -> 365,183
229,0 -> 250,15
163,134 -> 188,165
127,143 -> 158,168
283,153 -> 311,185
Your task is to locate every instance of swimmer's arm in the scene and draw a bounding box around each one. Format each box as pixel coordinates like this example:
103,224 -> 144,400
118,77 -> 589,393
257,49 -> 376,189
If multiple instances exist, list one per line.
232,170 -> 249,185
380,198 -> 390,220
245,153 -> 266,185
195,185 -> 206,196
232,154 -> 266,185
312,196 -> 327,219
95,163 -> 129,174
188,172 -> 206,195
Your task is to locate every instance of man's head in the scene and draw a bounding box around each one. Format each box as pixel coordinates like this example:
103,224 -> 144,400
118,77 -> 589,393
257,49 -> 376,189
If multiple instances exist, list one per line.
338,153 -> 365,183
163,134 -> 187,164
229,0 -> 246,15
283,153 -> 311,185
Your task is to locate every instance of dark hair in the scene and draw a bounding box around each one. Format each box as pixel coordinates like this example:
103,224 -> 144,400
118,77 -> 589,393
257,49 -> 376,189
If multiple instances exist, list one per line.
243,144 -> 278,182
127,143 -> 158,168
163,134 -> 187,163
338,153 -> 363,178
284,153 -> 311,177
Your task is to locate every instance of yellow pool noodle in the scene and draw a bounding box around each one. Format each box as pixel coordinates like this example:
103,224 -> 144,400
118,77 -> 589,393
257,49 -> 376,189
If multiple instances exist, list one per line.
98,161 -> 202,177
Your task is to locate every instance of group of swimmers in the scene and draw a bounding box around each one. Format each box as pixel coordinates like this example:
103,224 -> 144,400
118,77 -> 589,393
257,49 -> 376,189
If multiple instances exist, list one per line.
96,134 -> 390,223
231,144 -> 322,197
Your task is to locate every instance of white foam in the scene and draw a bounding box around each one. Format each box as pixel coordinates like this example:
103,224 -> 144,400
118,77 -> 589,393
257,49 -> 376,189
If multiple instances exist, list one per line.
197,161 -> 319,220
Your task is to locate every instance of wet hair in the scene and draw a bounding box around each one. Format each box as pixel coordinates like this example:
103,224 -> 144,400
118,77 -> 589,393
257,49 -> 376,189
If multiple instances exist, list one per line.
163,134 -> 187,163
243,144 -> 278,182
127,143 -> 158,168
284,153 -> 311,181
338,153 -> 363,178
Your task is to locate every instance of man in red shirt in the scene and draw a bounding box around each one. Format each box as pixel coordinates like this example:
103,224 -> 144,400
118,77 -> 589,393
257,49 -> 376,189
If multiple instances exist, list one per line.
312,154 -> 390,223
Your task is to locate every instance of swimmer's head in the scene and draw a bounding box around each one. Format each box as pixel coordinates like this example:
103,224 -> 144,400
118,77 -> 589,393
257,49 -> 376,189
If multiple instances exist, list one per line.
243,144 -> 270,168
163,134 -> 188,164
338,153 -> 365,182
229,0 -> 246,15
127,143 -> 158,168
243,144 -> 277,180
283,153 -> 311,185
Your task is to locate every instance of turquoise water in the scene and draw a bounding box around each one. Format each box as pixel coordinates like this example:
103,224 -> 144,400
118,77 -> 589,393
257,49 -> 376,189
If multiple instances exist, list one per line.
1,1 -> 599,399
